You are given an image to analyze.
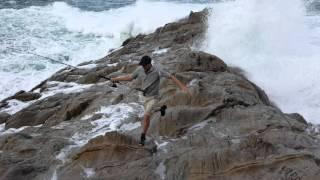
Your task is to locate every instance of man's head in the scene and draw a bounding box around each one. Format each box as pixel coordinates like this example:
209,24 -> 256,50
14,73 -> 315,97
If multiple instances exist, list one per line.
139,55 -> 152,72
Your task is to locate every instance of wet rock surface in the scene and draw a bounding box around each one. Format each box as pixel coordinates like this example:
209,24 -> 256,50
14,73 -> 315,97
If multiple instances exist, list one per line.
1,9 -> 320,180
2,90 -> 41,102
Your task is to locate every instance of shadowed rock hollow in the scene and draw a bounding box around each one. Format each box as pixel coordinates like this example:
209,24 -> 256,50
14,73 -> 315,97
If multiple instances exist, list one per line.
0,9 -> 320,180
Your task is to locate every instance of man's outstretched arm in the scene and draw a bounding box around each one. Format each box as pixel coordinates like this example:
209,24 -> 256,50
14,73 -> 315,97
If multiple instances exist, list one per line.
111,66 -> 140,82
169,75 -> 191,95
111,75 -> 134,82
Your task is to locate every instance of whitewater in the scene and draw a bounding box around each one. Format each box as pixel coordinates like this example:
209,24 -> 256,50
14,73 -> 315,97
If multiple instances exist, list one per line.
204,0 -> 320,123
0,0 -> 319,124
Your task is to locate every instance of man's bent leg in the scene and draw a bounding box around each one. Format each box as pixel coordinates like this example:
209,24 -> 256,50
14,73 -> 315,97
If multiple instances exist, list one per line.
140,97 -> 158,146
140,113 -> 150,146
142,97 -> 158,134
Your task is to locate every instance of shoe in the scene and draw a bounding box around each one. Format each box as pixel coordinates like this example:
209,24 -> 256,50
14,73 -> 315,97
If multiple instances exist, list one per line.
139,133 -> 146,146
160,105 -> 167,116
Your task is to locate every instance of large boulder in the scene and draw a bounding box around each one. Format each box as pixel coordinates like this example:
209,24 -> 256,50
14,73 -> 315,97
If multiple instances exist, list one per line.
56,132 -> 157,180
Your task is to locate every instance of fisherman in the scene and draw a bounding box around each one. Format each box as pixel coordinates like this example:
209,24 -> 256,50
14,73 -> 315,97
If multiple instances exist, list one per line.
111,55 -> 190,146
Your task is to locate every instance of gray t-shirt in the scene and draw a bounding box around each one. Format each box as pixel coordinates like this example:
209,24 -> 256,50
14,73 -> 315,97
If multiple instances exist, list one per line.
131,65 -> 171,97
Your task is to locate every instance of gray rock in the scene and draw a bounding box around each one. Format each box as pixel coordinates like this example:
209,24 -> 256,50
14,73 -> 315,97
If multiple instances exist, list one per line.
286,113 -> 308,125
0,126 -> 70,180
5,85 -> 113,129
0,102 -> 8,109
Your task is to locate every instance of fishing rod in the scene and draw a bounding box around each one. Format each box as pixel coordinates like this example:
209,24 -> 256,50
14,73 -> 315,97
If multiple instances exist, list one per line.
6,47 -> 150,95
5,47 -> 167,116
7,47 -> 78,69
6,47 -> 117,86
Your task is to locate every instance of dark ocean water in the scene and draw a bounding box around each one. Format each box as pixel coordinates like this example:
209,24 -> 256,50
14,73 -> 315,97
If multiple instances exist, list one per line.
0,0 -> 223,11
1,0 -> 319,13
307,0 -> 320,13
0,0 -> 135,11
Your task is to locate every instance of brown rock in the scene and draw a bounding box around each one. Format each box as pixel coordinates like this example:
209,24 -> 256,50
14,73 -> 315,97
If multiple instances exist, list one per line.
2,90 -> 41,102
77,72 -> 100,84
57,132 -> 156,180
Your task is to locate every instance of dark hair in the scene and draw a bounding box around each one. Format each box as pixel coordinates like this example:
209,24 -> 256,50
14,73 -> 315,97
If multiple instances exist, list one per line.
139,55 -> 152,66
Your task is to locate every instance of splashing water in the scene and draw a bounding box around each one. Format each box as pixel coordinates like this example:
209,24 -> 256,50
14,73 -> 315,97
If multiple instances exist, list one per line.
203,0 -> 320,123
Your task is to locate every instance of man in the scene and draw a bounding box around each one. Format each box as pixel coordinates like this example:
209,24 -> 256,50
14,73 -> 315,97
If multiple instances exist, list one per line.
111,55 -> 190,146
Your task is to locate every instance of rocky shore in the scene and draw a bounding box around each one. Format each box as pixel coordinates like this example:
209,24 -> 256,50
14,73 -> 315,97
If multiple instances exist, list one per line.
1,9 -> 320,180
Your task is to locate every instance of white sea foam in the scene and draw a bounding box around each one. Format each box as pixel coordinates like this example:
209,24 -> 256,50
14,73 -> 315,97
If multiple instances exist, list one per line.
107,62 -> 118,67
51,169 -> 57,180
81,167 -> 95,178
0,81 -> 93,123
54,102 -> 143,163
88,103 -> 143,139
120,122 -> 141,131
56,145 -> 77,163
81,114 -> 94,121
49,0 -> 206,37
0,123 -> 5,132
203,0 -> 320,123
155,140 -> 169,153
77,63 -> 97,69
40,81 -> 93,99
0,124 -> 29,136
0,124 -> 41,136
155,162 -> 166,180
189,120 -> 211,131
71,103 -> 142,146
0,99 -> 34,115
51,122 -> 71,130
153,48 -> 169,55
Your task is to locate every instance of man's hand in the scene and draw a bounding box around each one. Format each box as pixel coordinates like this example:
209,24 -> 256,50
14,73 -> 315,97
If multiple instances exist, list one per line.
181,86 -> 192,97
110,75 -> 133,82
110,78 -> 118,83
170,75 -> 192,97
